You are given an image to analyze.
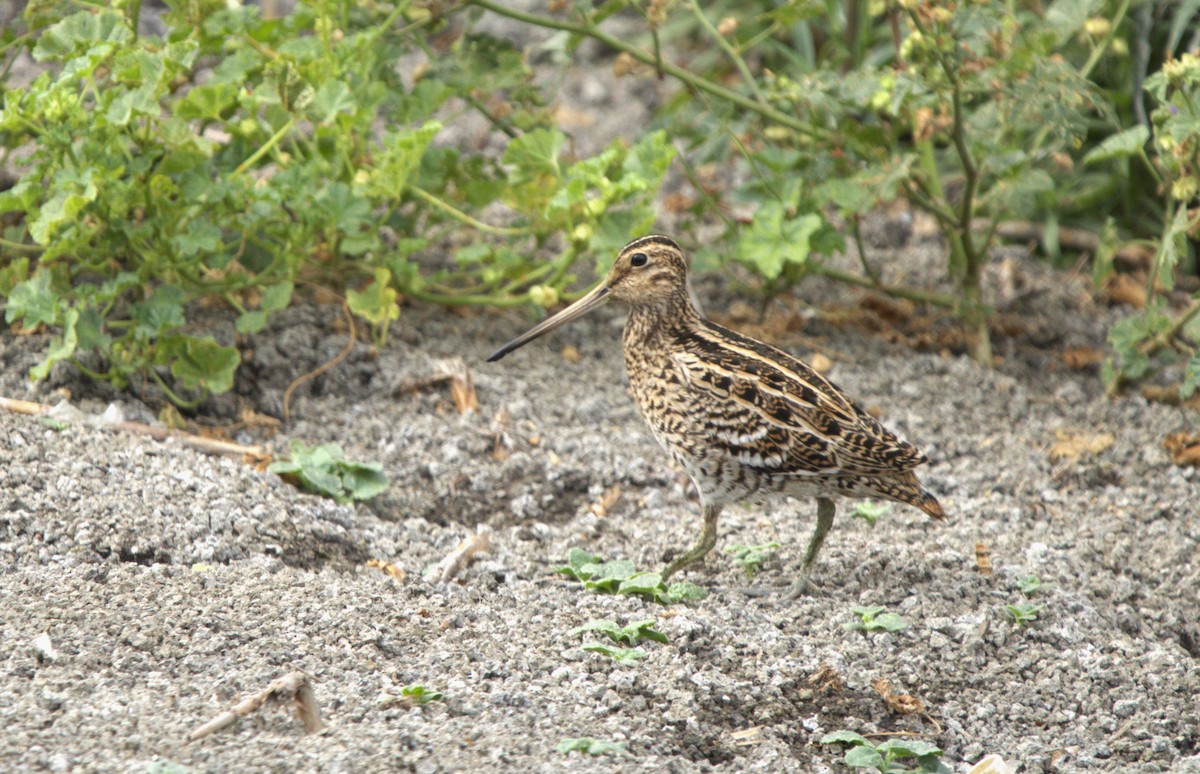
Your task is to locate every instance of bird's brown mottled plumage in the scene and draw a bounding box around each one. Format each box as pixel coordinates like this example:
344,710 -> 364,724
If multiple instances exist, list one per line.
488,235 -> 943,593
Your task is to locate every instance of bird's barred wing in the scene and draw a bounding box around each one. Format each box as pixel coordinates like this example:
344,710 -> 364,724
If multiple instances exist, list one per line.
672,341 -> 928,476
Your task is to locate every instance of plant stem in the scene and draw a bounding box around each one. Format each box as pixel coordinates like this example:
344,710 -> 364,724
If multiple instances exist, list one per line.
235,117 -> 296,174
688,0 -> 767,104
808,263 -> 958,309
405,186 -> 530,237
1080,0 -> 1132,79
850,217 -> 881,285
463,0 -> 824,140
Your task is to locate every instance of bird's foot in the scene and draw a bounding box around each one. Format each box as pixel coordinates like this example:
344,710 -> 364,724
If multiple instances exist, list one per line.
786,571 -> 822,599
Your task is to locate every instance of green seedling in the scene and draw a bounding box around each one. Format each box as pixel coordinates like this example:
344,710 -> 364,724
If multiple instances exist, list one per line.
1016,575 -> 1049,596
556,737 -> 629,757
267,441 -> 389,504
820,730 -> 949,773
844,605 -> 908,634
725,542 -> 780,576
1004,603 -> 1042,627
852,502 -> 891,527
581,644 -> 646,665
570,619 -> 669,646
399,684 -> 443,707
557,548 -> 707,605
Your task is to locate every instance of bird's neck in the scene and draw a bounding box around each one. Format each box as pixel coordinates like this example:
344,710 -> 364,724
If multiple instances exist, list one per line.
623,291 -> 702,349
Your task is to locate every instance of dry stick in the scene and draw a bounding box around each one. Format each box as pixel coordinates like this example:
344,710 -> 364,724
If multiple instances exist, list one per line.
427,525 -> 493,583
282,297 -> 356,422
187,670 -> 324,742
0,397 -> 269,460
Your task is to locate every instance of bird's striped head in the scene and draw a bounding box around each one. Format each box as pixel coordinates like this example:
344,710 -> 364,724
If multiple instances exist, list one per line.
486,235 -> 691,362
604,235 -> 690,307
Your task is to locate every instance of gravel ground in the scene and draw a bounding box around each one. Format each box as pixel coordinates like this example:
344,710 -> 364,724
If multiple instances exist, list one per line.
2,244 -> 1200,773
3,5 -> 1200,772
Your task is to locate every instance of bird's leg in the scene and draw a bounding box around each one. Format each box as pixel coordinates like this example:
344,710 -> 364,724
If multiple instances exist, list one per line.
788,497 -> 836,598
661,502 -> 721,581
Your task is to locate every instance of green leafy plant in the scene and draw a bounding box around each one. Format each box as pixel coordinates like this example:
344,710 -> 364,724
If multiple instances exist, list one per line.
570,619 -> 669,646
0,2 -> 674,405
556,737 -> 629,757
820,730 -> 949,773
844,605 -> 908,634
725,542 -> 780,576
399,684 -> 443,707
557,548 -> 707,604
1004,602 -> 1042,628
1098,52 -> 1200,396
852,502 -> 891,527
581,644 -> 647,666
267,441 -> 389,503
1015,575 -> 1049,596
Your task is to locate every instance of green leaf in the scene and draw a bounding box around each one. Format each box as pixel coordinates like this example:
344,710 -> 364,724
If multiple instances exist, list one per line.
33,11 -> 132,61
503,128 -> 564,186
665,582 -> 708,603
737,202 -> 824,279
367,122 -> 442,199
843,745 -> 887,769
30,307 -> 79,381
559,548 -> 603,579
5,271 -> 59,327
852,502 -> 890,526
133,285 -> 187,338
171,220 -> 223,258
267,442 -> 389,503
820,730 -> 871,746
870,613 -> 908,632
177,81 -> 239,121
347,268 -> 401,328
556,737 -> 628,756
235,311 -> 269,335
310,80 -> 356,122
1083,125 -> 1150,165
340,461 -> 390,501
400,684 -> 443,705
167,337 -> 240,396
1182,355 -> 1200,400
876,739 -> 943,758
30,189 -> 96,245
617,572 -> 664,596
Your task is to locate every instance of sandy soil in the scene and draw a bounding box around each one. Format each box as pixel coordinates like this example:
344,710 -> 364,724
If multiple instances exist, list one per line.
2,236 -> 1200,773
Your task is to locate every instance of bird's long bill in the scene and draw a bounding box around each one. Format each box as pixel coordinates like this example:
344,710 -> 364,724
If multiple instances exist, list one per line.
487,283 -> 610,362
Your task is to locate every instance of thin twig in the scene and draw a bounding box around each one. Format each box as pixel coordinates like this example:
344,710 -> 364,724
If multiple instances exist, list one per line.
187,671 -> 324,742
0,397 -> 270,460
283,296 -> 356,421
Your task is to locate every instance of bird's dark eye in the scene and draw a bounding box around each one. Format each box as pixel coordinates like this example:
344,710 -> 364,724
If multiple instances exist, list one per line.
630,252 -> 648,267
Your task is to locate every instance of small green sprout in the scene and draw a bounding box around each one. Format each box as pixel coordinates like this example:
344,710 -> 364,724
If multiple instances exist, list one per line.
582,644 -> 646,665
852,502 -> 891,527
557,548 -> 707,604
399,684 -> 443,707
570,619 -> 669,646
820,730 -> 949,773
38,417 -> 69,431
267,441 -> 389,504
1016,575 -> 1049,596
844,605 -> 908,634
1004,603 -> 1041,627
725,542 -> 780,576
556,737 -> 629,757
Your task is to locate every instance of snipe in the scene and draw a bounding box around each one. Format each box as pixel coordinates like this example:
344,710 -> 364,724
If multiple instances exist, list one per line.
488,236 -> 944,594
